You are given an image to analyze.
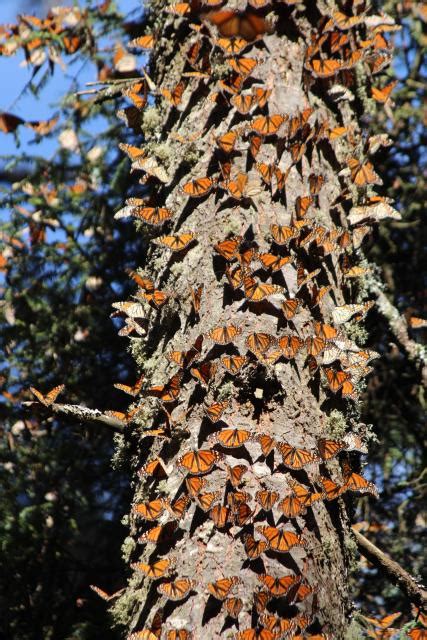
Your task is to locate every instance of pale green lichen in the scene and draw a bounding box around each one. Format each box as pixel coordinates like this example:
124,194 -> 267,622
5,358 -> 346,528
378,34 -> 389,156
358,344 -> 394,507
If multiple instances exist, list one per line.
344,532 -> 359,572
141,107 -> 162,134
121,535 -> 136,564
344,619 -> 367,640
345,321 -> 369,345
326,409 -> 347,438
111,433 -> 130,470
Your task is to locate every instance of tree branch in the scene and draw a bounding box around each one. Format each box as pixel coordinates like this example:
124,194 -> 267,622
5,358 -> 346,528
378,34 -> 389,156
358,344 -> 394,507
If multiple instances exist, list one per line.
370,282 -> 427,368
352,527 -> 427,609
22,401 -> 125,433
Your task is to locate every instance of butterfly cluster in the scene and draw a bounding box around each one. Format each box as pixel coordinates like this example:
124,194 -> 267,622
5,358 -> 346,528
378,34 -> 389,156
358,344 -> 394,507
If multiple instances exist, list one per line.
106,0 -> 402,638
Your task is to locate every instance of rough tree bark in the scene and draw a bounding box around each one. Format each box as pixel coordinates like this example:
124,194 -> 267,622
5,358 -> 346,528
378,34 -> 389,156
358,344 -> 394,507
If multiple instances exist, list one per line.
111,2 -> 398,638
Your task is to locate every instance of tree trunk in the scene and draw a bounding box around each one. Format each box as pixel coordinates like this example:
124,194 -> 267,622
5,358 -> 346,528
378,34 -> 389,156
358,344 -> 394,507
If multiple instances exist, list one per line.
113,2 -> 395,637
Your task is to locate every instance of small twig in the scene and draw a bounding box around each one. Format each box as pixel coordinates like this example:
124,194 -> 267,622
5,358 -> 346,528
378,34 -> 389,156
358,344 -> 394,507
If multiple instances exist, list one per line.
352,527 -> 427,609
22,401 -> 125,433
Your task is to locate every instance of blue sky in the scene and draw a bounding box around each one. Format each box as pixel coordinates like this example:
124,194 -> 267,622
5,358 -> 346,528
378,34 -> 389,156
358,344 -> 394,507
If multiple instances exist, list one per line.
0,0 -> 140,155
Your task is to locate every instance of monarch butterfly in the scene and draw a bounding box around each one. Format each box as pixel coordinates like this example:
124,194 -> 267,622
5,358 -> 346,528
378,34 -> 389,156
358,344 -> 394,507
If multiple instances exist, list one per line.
235,630 -> 276,640
127,268 -> 155,289
248,0 -> 271,6
227,490 -> 251,508
117,106 -> 142,132
189,285 -> 203,314
185,475 -> 206,496
139,289 -> 170,309
324,368 -> 351,393
237,246 -> 258,268
281,298 -> 300,320
204,9 -> 269,41
347,158 -> 382,186
320,476 -> 345,501
138,457 -> 168,479
216,428 -> 252,448
307,57 -> 343,78
288,107 -> 313,138
364,612 -> 402,630
224,596 -> 243,618
178,449 -> 223,475
190,361 -> 218,386
127,630 -> 158,640
215,37 -> 249,55
249,133 -> 263,159
294,196 -> 314,221
90,585 -> 122,601
278,494 -> 306,519
182,177 -> 215,198
195,491 -> 221,512
146,372 -> 183,403
293,581 -> 315,602
407,630 -> 427,640
232,501 -> 253,526
332,301 -> 374,325
114,374 -> 145,397
257,526 -> 305,553
226,464 -> 248,487
297,266 -> 320,289
218,73 -> 244,95
231,93 -> 257,114
314,322 -> 338,341
251,114 -> 287,135
130,206 -> 173,226
243,275 -> 282,301
222,172 -> 262,200
342,463 -> 378,497
371,80 -> 397,103
278,335 -> 304,359
166,630 -> 193,640
409,317 -> 427,329
228,56 -> 258,78
155,233 -> 195,253
161,81 -> 185,106
167,2 -> 192,15
204,400 -> 229,423
290,480 -> 323,505
207,324 -> 242,344
270,223 -> 300,245
243,533 -> 269,559
256,162 -> 276,184
105,406 -> 143,424
276,442 -> 319,469
318,438 -> 345,460
258,253 -> 292,273
252,590 -> 270,614
216,130 -> 238,154
225,264 -> 244,290
132,499 -> 165,521
207,576 -> 241,600
246,332 -> 277,355
254,433 -> 276,456
255,489 -> 279,511
305,336 -> 326,357
221,354 -> 247,375
257,572 -> 301,596
157,578 -> 195,601
128,34 -> 155,49
30,384 -> 64,406
112,300 -> 146,318
163,495 -> 191,519
138,522 -> 177,544
167,335 -> 203,369
214,235 -> 242,260
308,174 -> 325,196
260,614 -> 296,635
131,558 -> 172,578
210,504 -> 231,528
